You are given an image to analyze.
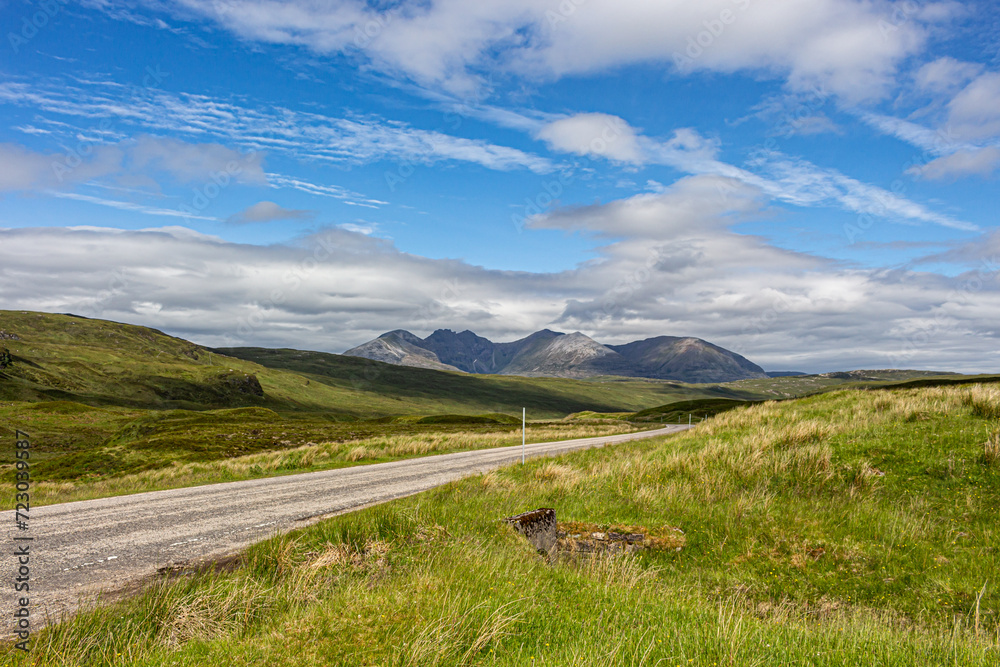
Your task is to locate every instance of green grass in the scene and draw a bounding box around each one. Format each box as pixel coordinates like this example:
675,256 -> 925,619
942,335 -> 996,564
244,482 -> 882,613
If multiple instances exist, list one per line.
10,382 -> 999,665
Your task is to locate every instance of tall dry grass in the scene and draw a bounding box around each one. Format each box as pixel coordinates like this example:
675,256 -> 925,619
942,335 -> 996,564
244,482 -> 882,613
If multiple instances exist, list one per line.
984,431 -> 1000,466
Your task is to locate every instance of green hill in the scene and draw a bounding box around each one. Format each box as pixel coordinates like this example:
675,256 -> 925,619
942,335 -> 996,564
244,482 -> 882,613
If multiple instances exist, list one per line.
0,310 -> 742,416
213,345 -> 761,416
0,310 -> 347,412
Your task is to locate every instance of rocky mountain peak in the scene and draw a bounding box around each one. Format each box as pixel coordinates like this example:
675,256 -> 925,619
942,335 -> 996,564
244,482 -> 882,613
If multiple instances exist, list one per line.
345,328 -> 768,383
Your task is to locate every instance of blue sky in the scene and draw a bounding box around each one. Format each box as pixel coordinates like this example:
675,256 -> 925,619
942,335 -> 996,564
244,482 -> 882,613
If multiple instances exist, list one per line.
1,0 -> 999,373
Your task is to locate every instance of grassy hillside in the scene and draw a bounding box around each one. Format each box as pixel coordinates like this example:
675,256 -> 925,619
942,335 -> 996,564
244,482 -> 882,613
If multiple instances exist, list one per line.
214,346 -> 758,415
0,311 -> 355,412
0,311 -> 744,417
13,382 -> 999,665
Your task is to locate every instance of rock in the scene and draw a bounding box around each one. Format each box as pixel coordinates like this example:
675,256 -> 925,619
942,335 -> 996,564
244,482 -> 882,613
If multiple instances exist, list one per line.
504,508 -> 557,556
217,372 -> 264,397
608,532 -> 645,543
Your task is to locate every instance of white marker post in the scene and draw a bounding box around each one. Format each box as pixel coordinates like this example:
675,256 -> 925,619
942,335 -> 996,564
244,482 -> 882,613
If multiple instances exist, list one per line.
522,407 -> 526,464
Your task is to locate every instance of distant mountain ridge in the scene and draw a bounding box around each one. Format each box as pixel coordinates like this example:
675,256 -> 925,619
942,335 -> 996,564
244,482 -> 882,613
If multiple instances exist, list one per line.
344,329 -> 768,383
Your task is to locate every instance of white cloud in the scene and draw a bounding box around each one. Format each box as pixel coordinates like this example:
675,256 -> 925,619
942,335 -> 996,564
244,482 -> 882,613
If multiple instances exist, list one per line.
46,191 -> 218,221
859,71 -> 1000,179
529,174 -> 763,238
910,147 -> 1000,180
784,114 -> 841,136
265,173 -> 388,208
130,136 -> 267,184
3,178 -> 998,373
914,56 -> 983,94
338,222 -> 377,235
744,151 -> 977,231
947,72 -> 1000,142
95,0 -> 946,103
0,136 -> 263,192
535,113 -> 644,164
0,79 -> 555,175
0,142 -> 123,191
561,119 -> 976,231
227,201 -> 315,224
857,111 -> 963,155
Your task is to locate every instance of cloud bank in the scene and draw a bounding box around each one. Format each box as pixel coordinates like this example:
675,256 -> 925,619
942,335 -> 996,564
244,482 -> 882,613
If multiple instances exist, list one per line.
3,175 -> 998,373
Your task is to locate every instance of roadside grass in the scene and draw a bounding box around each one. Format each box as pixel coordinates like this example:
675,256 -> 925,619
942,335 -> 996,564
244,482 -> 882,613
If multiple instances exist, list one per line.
4,419 -> 642,508
9,382 -> 1000,665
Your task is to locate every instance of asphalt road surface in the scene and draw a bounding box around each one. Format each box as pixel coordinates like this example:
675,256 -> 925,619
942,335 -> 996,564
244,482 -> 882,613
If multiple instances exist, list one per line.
3,425 -> 689,630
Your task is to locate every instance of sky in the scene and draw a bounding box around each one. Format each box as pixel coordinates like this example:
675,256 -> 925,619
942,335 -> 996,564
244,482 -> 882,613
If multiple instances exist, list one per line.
1,0 -> 999,373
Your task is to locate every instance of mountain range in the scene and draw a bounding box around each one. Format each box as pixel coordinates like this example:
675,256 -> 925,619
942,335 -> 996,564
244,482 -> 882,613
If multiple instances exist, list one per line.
343,329 -> 769,383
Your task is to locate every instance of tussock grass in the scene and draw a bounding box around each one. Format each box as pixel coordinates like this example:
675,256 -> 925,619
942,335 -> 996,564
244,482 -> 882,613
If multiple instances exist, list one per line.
8,383 -> 1000,665
962,384 -> 1000,420
984,431 -> 1000,466
572,552 -> 660,593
